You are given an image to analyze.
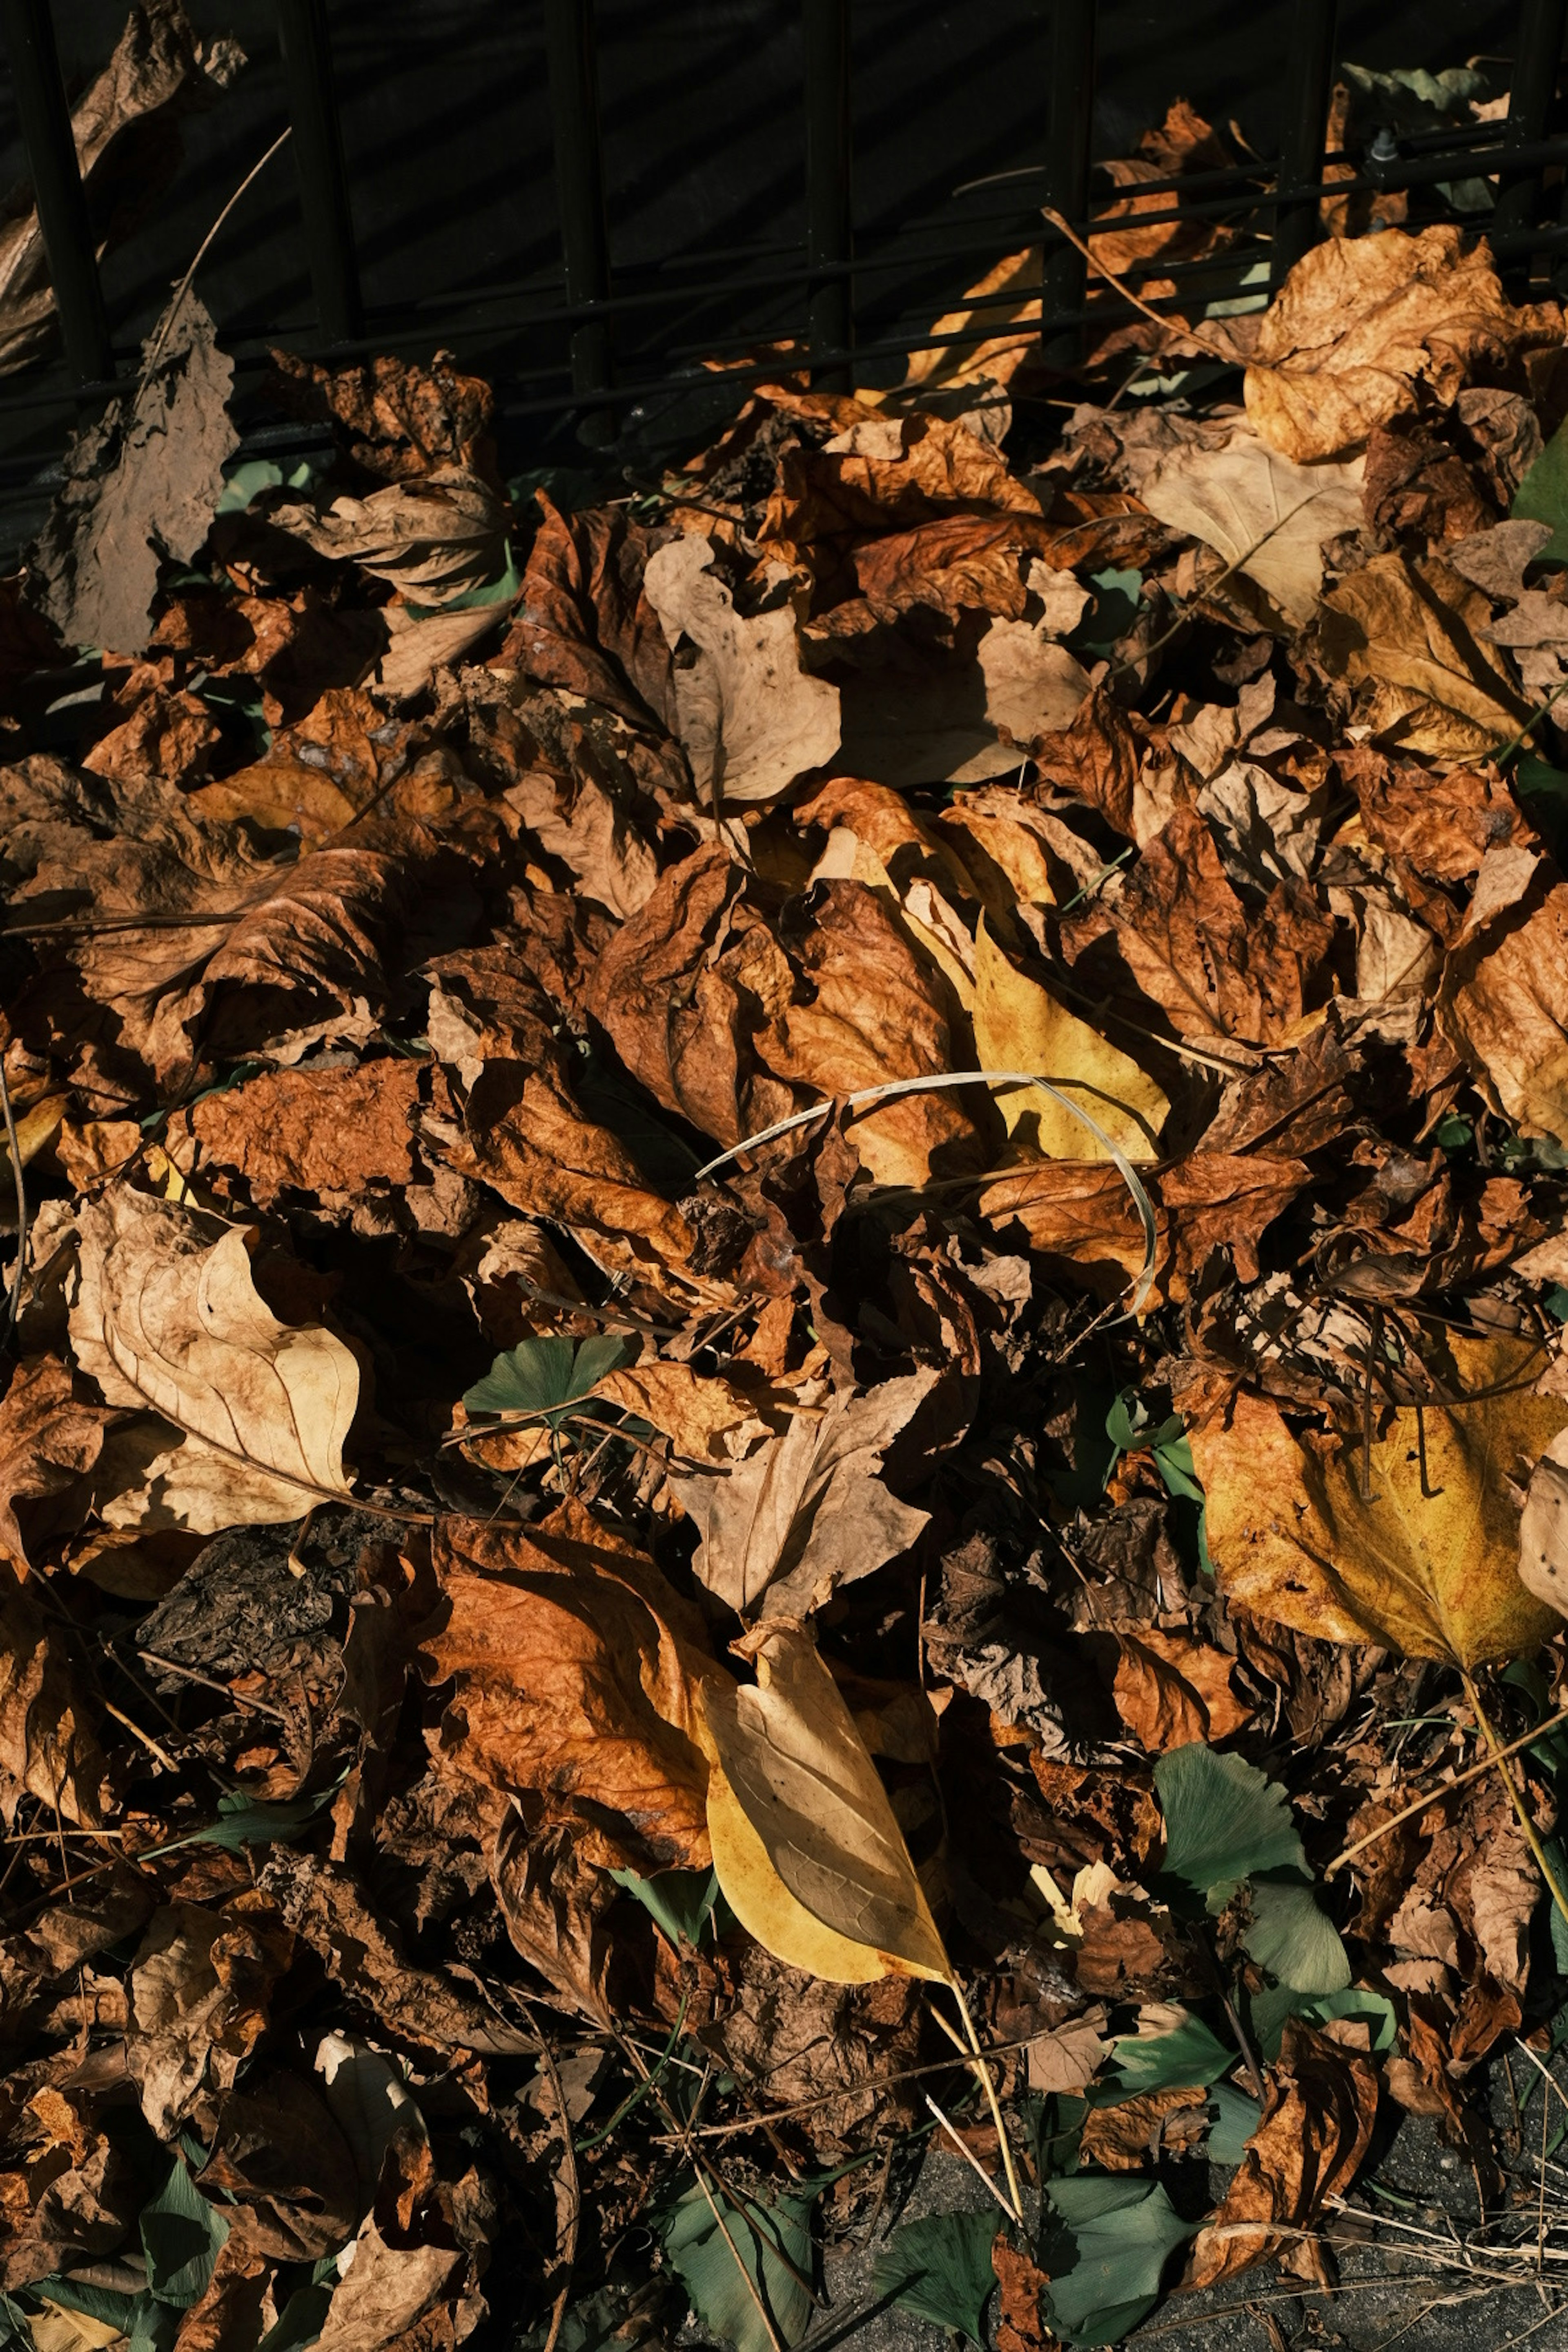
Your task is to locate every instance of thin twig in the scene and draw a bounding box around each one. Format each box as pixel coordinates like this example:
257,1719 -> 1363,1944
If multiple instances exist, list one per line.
521,2000 -> 582,2352
924,2093 -> 1020,2223
0,1057 -> 29,1342
1463,1673 -> 1568,1939
1325,1698 -> 1568,1877
145,129 -> 293,371
947,1979 -> 1026,2223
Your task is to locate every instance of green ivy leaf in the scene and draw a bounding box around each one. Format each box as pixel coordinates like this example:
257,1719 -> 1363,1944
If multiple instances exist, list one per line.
463,1334 -> 631,1427
870,2211 -> 998,2343
1044,2175 -> 1195,2345
661,2176 -> 817,2352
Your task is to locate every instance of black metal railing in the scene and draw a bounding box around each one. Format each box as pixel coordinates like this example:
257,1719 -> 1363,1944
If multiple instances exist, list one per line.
0,0 -> 1566,475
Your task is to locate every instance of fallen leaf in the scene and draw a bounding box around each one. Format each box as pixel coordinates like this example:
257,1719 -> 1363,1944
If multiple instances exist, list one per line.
0,1568 -> 107,1827
670,1370 -> 937,1616
642,534 -> 840,807
310,2219 -> 461,2352
125,1896 -> 292,2138
267,347 -> 496,482
1188,2020 -> 1378,2286
1113,1628 -> 1252,1753
972,914 -> 1167,1162
699,1619 -> 951,1984
1080,2083 -> 1209,2169
1244,225 -> 1559,464
0,1358 -> 112,1577
1319,553 -> 1531,759
1440,852 -> 1568,1148
274,467 -> 508,606
421,1503 -> 724,1873
1142,427 -> 1363,628
1191,1336 -> 1568,1665
28,296 -> 239,656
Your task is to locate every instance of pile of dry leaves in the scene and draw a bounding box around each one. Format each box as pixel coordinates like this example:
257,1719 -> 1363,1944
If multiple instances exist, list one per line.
13,78 -> 1568,2352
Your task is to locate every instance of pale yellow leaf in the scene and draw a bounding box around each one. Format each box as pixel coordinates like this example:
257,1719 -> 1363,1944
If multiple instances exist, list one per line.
971,914 -> 1167,1162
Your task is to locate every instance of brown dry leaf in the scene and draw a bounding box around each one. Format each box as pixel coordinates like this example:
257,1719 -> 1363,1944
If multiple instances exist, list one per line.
500,492 -> 678,730
1319,554 -> 1531,759
268,348 -> 495,482
972,913 -> 1167,1162
669,1370 -> 937,1617
1188,2020 -> 1378,2287
980,1159 -> 1166,1298
1080,2083 -> 1209,2169
1340,745 -> 1532,884
0,1568 -> 107,1826
642,534 -> 839,807
1160,1151 -> 1310,1290
1440,851 -> 1568,1149
67,1187 -> 359,1532
28,296 -> 239,657
421,1503 -> 726,1873
991,2237 -> 1052,2352
1141,427 -> 1363,628
1244,225 -> 1560,463
1113,1628 -> 1252,1753
1111,803 -> 1334,1047
125,1895 -> 292,2138
834,617 -> 1091,790
0,1358 -> 112,1578
699,1618 -> 950,1985
168,1059 -> 421,1210
592,1359 -> 771,1465
0,0 -> 242,376
274,468 -> 507,606
1190,1335 -> 1568,1666
310,2220 -> 461,2352
702,1946 -> 923,2152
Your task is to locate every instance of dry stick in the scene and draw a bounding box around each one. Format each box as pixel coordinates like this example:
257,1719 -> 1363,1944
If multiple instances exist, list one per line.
522,2002 -> 583,2352
1040,205 -> 1240,362
145,127 -> 293,371
693,2166 -> 786,2352
947,1978 -> 1027,2224
924,2092 -> 1020,2224
100,1700 -> 180,1775
1462,1674 -> 1568,1939
0,1057 -> 28,1342
1325,1698 -> 1568,1878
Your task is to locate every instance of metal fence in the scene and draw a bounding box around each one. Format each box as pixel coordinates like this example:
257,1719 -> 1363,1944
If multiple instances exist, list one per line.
1,0 -> 1568,452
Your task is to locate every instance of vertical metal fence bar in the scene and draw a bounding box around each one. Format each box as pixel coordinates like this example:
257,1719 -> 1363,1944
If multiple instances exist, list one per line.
1493,0 -> 1568,249
274,0 -> 361,343
544,0 -> 614,441
1271,0 -> 1337,287
1040,0 -> 1095,370
804,0 -> 853,389
0,0 -> 112,385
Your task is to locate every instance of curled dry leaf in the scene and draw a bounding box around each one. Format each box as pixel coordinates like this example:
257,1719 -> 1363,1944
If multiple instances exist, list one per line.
670,1369 -> 939,1617
971,913 -> 1167,1163
66,1187 -> 359,1533
1190,1335 -> 1567,1667
0,1357 -> 112,1578
1440,849 -> 1568,1150
1318,553 -> 1531,760
1187,2020 -> 1378,2287
642,533 -> 840,807
1244,225 -> 1559,464
273,467 -> 508,607
699,1619 -> 951,1985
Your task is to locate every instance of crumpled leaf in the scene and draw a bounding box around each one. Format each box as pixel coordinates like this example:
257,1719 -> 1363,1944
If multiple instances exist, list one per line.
1318,552 -> 1531,760
421,1503 -> 726,1874
0,1358 -> 112,1577
1190,1336 -> 1568,1666
0,1569 -> 107,1827
670,1370 -> 938,1617
1244,225 -> 1560,464
66,1188 -> 359,1532
1439,848 -> 1568,1149
273,466 -> 508,607
1187,2020 -> 1379,2287
699,1619 -> 951,1985
642,534 -> 840,807
27,295 -> 239,656
1142,425 -> 1363,628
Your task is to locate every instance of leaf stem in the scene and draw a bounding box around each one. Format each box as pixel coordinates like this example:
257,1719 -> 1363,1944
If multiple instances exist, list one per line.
1462,1673 -> 1568,1939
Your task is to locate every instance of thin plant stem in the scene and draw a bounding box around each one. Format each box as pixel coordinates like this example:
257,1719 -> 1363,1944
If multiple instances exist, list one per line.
948,1977 -> 1026,2223
692,2168 -> 786,2352
924,2092 -> 1020,2223
1325,1697 -> 1568,1877
145,129 -> 293,371
0,1056 -> 28,1342
1463,1673 -> 1568,1939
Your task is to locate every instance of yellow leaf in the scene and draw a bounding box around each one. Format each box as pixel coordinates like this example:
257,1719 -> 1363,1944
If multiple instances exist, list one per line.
1191,1337 -> 1567,1668
971,914 -> 1167,1163
699,1621 -> 951,1985
1318,553 -> 1530,761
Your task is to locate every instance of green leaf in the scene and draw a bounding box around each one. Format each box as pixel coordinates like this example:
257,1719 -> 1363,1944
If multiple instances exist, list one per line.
256,2284 -> 336,2352
1154,1744 -> 1307,1905
462,1334 -> 631,1426
1250,1982 -> 1396,2064
1102,2009 -> 1233,2099
1205,2080 -> 1261,2166
141,2154 -> 227,2307
870,2212 -> 998,2343
24,2277 -> 142,2332
1044,2176 -> 1195,2346
1243,1875 -> 1351,1994
609,1866 -> 726,1948
661,2176 -> 817,2352
148,1783 -> 336,1859
1514,417 -> 1568,566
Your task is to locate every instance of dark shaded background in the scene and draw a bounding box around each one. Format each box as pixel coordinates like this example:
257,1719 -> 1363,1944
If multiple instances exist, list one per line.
0,0 -> 1530,517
